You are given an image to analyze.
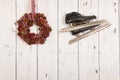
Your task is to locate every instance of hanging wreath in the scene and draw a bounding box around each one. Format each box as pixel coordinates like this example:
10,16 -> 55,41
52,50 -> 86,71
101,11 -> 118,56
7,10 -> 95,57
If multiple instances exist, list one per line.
16,0 -> 52,45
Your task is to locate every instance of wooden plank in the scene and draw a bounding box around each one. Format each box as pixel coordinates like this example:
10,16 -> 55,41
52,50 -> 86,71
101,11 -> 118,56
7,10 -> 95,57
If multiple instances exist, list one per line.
58,0 -> 79,80
78,0 -> 99,80
99,0 -> 120,80
16,0 -> 37,80
119,0 -> 120,79
0,0 -> 16,80
37,0 -> 57,80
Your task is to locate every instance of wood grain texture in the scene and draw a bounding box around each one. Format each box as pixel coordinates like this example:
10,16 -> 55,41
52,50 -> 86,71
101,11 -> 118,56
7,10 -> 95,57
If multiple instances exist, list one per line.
0,0 -> 119,80
0,0 -> 16,80
99,0 -> 120,80
79,0 -> 99,80
37,0 -> 57,80
16,0 -> 37,80
58,0 -> 79,80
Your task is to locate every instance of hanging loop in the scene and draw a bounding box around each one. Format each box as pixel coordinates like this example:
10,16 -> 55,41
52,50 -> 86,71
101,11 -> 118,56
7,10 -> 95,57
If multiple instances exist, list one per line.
31,0 -> 36,22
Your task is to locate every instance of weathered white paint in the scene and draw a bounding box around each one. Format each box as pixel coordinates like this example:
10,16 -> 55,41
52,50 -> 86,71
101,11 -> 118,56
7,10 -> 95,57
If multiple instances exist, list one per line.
0,0 -> 16,80
0,0 -> 119,80
79,0 -> 99,80
16,0 -> 37,80
37,0 -> 57,80
59,0 -> 79,80
99,0 -> 120,80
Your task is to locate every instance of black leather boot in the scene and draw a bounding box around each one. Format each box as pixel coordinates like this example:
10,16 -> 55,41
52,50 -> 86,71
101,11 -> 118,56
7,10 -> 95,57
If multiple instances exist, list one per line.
65,12 -> 97,35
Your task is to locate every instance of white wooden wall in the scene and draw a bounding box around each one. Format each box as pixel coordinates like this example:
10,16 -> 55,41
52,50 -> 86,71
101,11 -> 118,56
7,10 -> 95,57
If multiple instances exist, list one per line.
0,0 -> 120,80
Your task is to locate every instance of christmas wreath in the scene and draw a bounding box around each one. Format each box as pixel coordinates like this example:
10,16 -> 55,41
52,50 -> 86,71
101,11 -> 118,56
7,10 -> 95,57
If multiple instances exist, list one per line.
16,0 -> 52,45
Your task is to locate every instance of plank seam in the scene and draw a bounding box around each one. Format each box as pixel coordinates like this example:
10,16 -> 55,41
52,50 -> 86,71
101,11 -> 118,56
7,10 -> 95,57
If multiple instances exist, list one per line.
15,0 -> 18,80
97,0 -> 100,80
118,0 -> 120,79
57,0 -> 59,80
36,0 -> 38,80
77,0 -> 80,80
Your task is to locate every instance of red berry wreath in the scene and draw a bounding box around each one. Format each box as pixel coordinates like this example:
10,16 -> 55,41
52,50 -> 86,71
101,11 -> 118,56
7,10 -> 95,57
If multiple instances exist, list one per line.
17,13 -> 52,45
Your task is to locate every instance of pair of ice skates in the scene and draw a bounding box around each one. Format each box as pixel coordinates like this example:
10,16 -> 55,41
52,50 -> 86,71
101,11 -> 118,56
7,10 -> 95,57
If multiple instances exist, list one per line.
60,12 -> 111,44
